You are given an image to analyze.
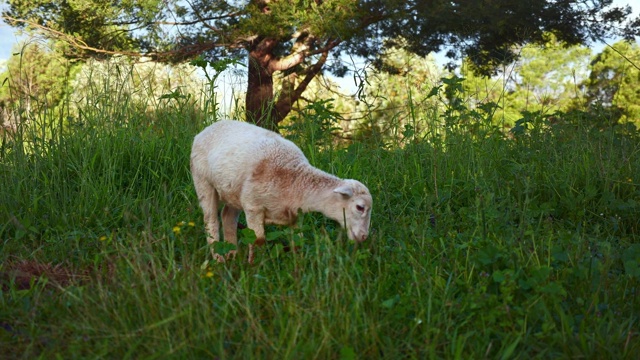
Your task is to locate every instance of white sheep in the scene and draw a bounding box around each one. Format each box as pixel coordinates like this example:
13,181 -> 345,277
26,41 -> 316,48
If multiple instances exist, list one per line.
190,119 -> 373,263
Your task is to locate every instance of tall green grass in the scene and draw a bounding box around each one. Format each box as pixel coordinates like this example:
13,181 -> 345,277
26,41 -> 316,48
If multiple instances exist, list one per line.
1,74 -> 639,359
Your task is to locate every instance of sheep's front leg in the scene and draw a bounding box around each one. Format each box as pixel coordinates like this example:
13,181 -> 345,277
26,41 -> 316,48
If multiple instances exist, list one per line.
221,205 -> 241,262
244,208 -> 266,264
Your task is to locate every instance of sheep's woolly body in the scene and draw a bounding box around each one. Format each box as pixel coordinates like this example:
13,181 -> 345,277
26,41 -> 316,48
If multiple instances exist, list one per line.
190,120 -> 372,263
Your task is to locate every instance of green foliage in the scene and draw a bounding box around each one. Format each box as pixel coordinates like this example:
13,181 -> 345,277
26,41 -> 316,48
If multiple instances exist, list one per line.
461,34 -> 592,127
0,72 -> 203,258
4,0 -> 637,128
622,244 -> 640,278
71,56 -> 204,112
514,34 -> 591,108
584,40 -> 640,123
282,98 -> 342,150
355,0 -> 636,75
5,0 -> 635,72
1,74 -> 640,358
4,0 -> 164,56
188,55 -> 245,119
238,0 -> 357,43
0,40 -> 76,121
213,239 -> 237,256
354,46 -> 443,142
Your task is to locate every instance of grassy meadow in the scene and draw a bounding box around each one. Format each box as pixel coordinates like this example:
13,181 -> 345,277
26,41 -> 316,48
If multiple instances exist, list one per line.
1,76 -> 640,359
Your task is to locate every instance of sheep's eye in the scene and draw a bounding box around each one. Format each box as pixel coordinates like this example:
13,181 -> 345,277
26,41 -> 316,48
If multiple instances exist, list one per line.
356,205 -> 365,212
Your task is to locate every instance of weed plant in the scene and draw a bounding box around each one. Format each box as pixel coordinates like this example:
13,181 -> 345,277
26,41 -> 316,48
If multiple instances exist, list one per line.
1,74 -> 639,359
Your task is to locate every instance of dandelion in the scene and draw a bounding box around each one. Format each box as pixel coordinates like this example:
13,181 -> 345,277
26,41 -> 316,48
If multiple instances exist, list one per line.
99,236 -> 108,241
206,271 -> 214,278
627,178 -> 633,183
172,226 -> 181,235
188,221 -> 195,227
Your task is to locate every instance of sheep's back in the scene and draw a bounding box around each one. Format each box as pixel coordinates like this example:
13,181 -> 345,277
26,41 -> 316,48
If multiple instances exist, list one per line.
191,120 -> 309,208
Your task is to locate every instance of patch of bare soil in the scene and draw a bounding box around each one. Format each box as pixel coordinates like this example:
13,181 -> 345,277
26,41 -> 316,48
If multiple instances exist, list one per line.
0,258 -> 111,291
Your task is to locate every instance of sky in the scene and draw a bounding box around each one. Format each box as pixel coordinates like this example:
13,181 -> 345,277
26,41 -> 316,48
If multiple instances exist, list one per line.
1,1 -> 638,74
0,17 -> 19,65
0,0 -> 16,62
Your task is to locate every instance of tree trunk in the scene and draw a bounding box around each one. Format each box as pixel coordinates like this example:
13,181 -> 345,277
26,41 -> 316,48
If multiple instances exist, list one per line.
244,36 -> 339,131
245,39 -> 278,131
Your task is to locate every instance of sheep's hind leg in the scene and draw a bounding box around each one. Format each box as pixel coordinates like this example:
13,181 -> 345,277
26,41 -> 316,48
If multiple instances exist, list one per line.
221,205 -> 241,262
193,177 -> 224,262
244,209 -> 266,264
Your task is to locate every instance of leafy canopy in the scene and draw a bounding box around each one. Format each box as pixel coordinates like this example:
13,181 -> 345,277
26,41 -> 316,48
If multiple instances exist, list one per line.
4,0 -> 637,73
3,0 -> 638,128
584,40 -> 640,122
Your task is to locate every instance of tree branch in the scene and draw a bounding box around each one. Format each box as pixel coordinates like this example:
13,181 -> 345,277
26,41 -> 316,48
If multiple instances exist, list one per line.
268,37 -> 340,72
182,0 -> 233,33
293,50 -> 329,98
306,38 -> 341,56
2,16 -> 234,62
605,41 -> 640,72
3,16 -> 145,57
272,46 -> 331,123
268,51 -> 305,72
156,12 -> 242,27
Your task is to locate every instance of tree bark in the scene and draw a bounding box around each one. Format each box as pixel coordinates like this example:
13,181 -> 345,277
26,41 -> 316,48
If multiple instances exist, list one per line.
272,50 -> 329,123
245,38 -> 278,130
244,29 -> 341,130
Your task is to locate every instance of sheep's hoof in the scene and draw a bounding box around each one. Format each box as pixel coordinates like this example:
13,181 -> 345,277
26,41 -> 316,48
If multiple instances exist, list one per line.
213,253 -> 226,263
211,250 -> 237,263
225,250 -> 238,262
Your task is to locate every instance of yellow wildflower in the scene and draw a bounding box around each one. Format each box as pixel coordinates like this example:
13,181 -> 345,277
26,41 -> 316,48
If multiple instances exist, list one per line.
188,221 -> 196,227
172,226 -> 181,235
206,271 -> 214,278
99,236 -> 108,241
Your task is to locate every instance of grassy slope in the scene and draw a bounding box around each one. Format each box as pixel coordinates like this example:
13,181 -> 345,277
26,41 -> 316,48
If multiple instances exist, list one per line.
1,89 -> 639,359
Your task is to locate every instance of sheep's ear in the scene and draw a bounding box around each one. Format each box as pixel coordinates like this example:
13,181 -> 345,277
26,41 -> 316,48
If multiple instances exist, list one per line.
333,185 -> 353,198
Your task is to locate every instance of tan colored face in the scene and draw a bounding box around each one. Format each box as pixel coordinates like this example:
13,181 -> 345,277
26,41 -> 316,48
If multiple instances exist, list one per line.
333,180 -> 372,242
346,195 -> 372,242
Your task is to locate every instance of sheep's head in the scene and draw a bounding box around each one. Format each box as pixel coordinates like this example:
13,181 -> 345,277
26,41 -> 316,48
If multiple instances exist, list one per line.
333,180 -> 372,242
